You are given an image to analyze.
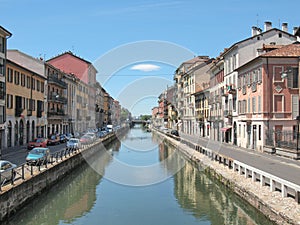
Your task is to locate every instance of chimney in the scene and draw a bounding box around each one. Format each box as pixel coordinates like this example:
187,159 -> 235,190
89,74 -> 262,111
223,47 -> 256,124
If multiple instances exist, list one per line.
282,23 -> 288,32
293,27 -> 299,35
251,26 -> 262,36
264,21 -> 272,32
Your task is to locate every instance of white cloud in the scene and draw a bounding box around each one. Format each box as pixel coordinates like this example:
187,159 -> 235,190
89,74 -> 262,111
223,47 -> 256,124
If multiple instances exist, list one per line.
130,64 -> 161,72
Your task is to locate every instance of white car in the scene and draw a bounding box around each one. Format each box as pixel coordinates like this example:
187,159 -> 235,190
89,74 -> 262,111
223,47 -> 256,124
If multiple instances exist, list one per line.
66,138 -> 82,149
0,160 -> 17,183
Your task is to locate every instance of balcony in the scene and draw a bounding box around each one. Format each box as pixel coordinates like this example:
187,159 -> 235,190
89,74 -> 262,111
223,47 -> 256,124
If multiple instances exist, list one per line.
47,109 -> 66,119
48,93 -> 67,104
48,74 -> 67,88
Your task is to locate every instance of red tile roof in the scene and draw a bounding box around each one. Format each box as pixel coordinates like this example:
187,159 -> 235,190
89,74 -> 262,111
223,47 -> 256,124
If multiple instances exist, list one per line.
261,42 -> 300,57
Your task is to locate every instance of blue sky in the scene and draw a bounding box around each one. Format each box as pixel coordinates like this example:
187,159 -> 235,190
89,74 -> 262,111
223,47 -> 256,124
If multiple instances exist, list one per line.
1,0 -> 299,116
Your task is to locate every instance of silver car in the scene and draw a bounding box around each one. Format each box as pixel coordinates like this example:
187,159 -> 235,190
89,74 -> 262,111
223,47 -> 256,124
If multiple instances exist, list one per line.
66,138 -> 82,149
0,160 -> 17,183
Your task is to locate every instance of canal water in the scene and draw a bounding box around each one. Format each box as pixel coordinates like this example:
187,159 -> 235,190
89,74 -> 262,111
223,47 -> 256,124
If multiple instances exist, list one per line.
5,125 -> 275,225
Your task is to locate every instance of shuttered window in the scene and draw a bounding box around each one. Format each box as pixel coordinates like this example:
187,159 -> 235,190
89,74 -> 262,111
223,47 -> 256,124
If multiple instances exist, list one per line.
292,95 -> 299,119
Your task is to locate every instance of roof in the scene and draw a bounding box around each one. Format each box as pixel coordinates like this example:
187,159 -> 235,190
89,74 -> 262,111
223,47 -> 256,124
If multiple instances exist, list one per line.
221,28 -> 296,57
0,25 -> 12,37
236,42 -> 300,72
48,51 -> 92,65
261,42 -> 300,57
7,49 -> 45,77
47,51 -> 97,84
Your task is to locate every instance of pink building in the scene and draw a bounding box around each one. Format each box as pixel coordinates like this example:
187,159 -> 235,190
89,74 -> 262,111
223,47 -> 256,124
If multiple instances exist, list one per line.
237,43 -> 300,157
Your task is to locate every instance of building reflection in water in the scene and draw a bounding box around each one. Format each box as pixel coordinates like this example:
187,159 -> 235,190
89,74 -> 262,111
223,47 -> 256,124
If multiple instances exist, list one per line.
5,144 -> 113,225
158,141 -> 275,225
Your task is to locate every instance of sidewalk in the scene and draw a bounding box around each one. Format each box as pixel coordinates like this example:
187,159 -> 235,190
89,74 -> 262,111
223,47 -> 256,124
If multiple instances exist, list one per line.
178,131 -> 300,185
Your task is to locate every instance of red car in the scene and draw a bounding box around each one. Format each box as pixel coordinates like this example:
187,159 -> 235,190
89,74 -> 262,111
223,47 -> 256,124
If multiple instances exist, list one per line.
27,138 -> 48,150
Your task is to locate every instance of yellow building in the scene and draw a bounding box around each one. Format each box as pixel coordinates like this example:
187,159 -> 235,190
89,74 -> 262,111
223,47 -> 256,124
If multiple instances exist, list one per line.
6,50 -> 46,147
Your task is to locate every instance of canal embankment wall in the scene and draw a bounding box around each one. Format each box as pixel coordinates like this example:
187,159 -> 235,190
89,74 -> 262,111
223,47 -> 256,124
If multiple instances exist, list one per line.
0,127 -> 128,222
154,129 -> 300,225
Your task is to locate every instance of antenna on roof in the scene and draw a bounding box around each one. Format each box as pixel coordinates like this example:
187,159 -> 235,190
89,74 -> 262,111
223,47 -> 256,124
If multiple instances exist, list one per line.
256,13 -> 259,27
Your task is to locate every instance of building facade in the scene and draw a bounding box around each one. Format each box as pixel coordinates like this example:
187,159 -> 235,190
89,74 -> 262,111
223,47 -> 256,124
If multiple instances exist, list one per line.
237,43 -> 300,153
6,50 -> 47,147
0,26 -> 12,150
47,51 -> 97,131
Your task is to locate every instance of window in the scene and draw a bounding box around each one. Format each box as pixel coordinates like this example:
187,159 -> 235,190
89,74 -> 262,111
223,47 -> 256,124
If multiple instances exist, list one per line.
273,66 -> 283,82
0,59 -> 4,76
274,95 -> 283,112
7,94 -> 13,109
292,95 -> 299,119
27,76 -> 31,88
258,125 -> 262,140
0,37 -> 4,53
37,80 -> 40,91
14,71 -> 20,85
0,82 -> 4,100
21,73 -> 26,87
41,82 -> 44,93
252,96 -> 256,113
7,68 -> 13,83
287,68 -> 299,88
239,124 -> 241,136
258,96 -> 261,113
0,106 -> 5,124
257,68 -> 262,83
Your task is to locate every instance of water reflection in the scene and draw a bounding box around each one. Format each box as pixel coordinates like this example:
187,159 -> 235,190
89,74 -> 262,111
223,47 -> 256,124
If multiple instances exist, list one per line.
158,143 -> 275,225
5,145 -> 112,225
4,128 -> 275,225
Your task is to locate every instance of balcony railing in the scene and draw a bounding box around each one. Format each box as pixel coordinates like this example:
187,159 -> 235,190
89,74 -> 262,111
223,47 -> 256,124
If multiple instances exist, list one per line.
48,93 -> 67,104
47,109 -> 66,117
48,74 -> 67,88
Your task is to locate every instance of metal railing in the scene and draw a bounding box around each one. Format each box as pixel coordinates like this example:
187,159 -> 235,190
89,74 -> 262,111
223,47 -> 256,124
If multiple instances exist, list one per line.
0,129 -> 122,192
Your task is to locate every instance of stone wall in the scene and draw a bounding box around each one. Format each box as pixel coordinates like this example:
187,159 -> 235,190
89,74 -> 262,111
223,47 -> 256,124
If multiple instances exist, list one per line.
0,128 -> 124,222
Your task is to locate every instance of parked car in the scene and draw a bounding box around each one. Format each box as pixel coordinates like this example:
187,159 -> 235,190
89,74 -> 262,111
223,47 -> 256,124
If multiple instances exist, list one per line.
85,132 -> 97,142
171,130 -> 179,137
60,134 -> 68,143
97,131 -> 106,138
0,160 -> 17,183
27,138 -> 48,150
47,135 -> 60,145
66,138 -> 82,150
79,135 -> 92,145
26,147 -> 51,166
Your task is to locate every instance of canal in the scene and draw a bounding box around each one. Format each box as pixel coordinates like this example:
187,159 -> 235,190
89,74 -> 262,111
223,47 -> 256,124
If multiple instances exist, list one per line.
4,125 -> 275,225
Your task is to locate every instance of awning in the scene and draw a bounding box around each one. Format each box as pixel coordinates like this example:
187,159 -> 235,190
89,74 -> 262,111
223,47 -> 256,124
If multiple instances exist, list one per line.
221,127 -> 232,132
